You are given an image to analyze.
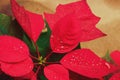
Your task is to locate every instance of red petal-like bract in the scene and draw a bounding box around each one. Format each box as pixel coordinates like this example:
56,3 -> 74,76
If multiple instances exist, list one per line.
109,72 -> 120,80
44,64 -> 69,80
45,0 -> 105,53
11,0 -> 44,42
110,51 -> 120,66
0,35 -> 29,63
50,14 -> 82,53
1,57 -> 33,77
60,49 -> 116,78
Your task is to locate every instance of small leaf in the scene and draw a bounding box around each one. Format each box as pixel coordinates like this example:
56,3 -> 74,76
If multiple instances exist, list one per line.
11,0 -> 44,42
0,35 -> 30,63
1,57 -> 33,77
102,50 -> 113,62
44,64 -> 69,80
0,14 -> 12,34
61,49 -> 116,78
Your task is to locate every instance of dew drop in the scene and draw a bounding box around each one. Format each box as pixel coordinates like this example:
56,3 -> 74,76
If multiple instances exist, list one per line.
20,46 -> 23,49
51,35 -> 54,38
61,46 -> 64,49
60,40 -> 63,43
105,63 -> 111,69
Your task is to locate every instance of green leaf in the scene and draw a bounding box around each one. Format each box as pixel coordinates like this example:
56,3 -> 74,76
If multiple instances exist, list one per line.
23,34 -> 36,54
37,22 -> 51,57
102,50 -> 113,62
0,14 -> 12,35
40,75 -> 47,80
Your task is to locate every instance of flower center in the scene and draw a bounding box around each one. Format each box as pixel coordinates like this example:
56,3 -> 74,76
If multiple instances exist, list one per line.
38,56 -> 46,65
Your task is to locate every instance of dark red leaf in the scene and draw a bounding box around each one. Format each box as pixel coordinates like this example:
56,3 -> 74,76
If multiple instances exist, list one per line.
110,51 -> 120,66
0,35 -> 29,63
11,0 -> 44,42
61,49 -> 116,78
14,71 -> 37,80
1,57 -> 33,77
44,64 -> 69,80
109,72 -> 120,80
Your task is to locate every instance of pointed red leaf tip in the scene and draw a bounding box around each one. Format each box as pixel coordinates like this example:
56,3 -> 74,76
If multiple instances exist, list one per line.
110,51 -> 120,66
44,64 -> 69,80
60,49 -> 116,78
1,57 -> 33,77
0,35 -> 29,63
10,0 -> 44,42
109,72 -> 120,80
45,0 -> 105,53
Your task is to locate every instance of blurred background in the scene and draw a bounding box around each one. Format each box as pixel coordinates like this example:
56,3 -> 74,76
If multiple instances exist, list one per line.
0,0 -> 120,57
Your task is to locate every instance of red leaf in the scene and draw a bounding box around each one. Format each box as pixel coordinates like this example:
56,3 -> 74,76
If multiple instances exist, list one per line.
45,0 -> 105,53
44,64 -> 69,80
109,72 -> 120,80
0,35 -> 29,63
60,49 -> 116,78
1,57 -> 33,77
10,0 -> 44,42
45,0 -> 95,30
110,51 -> 120,66
50,14 -> 82,53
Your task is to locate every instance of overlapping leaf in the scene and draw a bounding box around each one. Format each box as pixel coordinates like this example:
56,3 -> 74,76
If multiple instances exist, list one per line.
45,0 -> 105,53
0,35 -> 29,63
61,49 -> 116,78
50,14 -> 82,53
11,0 -> 44,42
1,57 -> 33,77
44,64 -> 69,80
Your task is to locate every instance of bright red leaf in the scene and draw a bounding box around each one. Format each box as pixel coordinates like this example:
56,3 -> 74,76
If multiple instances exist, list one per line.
1,57 -> 33,77
50,14 -> 82,53
110,51 -> 120,66
0,35 -> 29,63
109,72 -> 120,80
60,49 -> 116,78
45,0 -> 105,53
11,0 -> 44,42
44,64 -> 69,80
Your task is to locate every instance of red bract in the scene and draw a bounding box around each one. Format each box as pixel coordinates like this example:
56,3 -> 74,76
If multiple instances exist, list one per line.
60,49 -> 116,78
10,0 -> 44,43
45,0 -> 106,53
43,49 -> 116,80
44,64 -> 69,80
109,51 -> 120,80
0,35 -> 33,77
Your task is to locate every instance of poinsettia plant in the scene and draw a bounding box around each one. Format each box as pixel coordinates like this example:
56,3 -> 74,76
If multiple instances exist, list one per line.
0,0 -> 120,80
